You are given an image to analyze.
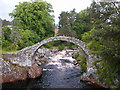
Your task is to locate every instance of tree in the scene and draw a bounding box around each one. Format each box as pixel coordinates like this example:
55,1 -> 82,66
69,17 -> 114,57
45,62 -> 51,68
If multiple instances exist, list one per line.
86,1 -> 120,62
58,9 -> 77,37
17,29 -> 40,49
58,9 -> 76,29
82,1 -> 120,86
2,26 -> 11,41
9,0 -> 54,40
58,9 -> 93,39
2,26 -> 12,48
2,19 -> 11,27
72,9 -> 93,39
6,0 -> 55,50
58,26 -> 77,37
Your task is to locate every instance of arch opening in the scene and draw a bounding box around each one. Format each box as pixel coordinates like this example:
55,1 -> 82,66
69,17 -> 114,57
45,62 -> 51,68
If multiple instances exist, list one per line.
31,36 -> 89,61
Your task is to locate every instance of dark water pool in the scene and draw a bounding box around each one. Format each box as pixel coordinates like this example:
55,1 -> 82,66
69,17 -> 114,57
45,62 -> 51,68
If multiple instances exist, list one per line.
2,60 -> 94,89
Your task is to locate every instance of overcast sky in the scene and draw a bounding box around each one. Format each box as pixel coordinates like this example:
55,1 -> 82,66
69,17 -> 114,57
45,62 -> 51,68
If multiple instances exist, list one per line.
0,0 -> 92,24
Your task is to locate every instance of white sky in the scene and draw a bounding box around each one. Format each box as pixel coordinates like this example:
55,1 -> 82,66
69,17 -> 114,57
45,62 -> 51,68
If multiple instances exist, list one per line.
0,0 -> 92,24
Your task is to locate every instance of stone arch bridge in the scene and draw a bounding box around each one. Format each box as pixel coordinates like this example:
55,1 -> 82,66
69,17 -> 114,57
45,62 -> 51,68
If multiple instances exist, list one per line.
3,36 -> 97,70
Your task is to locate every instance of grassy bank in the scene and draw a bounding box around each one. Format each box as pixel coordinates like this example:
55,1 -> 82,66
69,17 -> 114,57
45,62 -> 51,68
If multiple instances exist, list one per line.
2,48 -> 19,53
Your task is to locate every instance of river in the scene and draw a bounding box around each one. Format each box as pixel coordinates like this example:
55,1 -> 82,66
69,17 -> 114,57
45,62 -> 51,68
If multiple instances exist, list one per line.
2,49 -> 93,89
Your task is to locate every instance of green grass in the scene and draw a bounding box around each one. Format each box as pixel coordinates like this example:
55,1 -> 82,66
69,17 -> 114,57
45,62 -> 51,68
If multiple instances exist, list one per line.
2,48 -> 19,53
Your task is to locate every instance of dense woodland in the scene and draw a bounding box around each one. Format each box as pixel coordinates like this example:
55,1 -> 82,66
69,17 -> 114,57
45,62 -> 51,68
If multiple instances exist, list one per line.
1,0 -> 120,87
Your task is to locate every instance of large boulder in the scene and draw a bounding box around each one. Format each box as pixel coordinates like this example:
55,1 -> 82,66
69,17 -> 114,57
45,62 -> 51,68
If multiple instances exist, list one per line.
0,57 -> 42,83
28,64 -> 42,78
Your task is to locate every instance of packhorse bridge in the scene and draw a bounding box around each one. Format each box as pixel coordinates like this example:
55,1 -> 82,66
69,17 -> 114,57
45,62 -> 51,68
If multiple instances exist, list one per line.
3,36 -> 97,71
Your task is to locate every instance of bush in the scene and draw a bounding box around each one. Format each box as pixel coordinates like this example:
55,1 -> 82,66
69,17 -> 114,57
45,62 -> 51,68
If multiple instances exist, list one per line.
6,43 -> 18,51
2,40 -> 11,47
86,40 -> 104,54
58,45 -> 64,50
94,60 -> 118,86
73,49 -> 87,72
80,56 -> 87,72
72,53 -> 79,59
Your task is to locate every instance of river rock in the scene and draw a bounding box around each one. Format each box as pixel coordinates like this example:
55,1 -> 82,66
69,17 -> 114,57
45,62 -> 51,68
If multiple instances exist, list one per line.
80,76 -> 107,88
28,64 -> 42,78
0,58 -> 28,83
0,56 -> 42,83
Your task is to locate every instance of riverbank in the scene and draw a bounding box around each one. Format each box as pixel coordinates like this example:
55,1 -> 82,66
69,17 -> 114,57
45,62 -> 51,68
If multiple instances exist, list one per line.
80,75 -> 109,88
0,54 -> 42,83
35,49 -> 107,88
2,49 -> 93,88
1,48 -> 112,88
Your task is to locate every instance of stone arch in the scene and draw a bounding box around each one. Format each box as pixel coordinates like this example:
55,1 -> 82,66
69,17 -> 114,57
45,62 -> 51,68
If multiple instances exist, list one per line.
15,36 -> 96,70
32,36 -> 88,59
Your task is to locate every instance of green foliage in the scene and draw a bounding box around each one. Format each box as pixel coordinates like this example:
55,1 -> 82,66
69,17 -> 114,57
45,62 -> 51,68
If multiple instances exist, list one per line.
72,53 -> 79,59
42,41 -> 55,49
58,44 -> 64,50
2,0 -> 55,51
2,40 -> 11,47
72,49 -> 87,72
58,41 -> 77,49
58,9 -> 77,37
80,57 -> 87,72
59,9 -> 76,29
13,29 -> 40,49
58,29 -> 77,37
6,43 -> 18,51
72,9 -> 93,39
2,26 -> 13,50
2,44 -> 19,52
87,41 -> 104,54
2,26 -> 11,41
9,1 -> 54,39
52,41 -> 62,46
58,9 -> 93,39
81,1 -> 120,86
70,45 -> 78,48
82,28 -> 104,54
2,0 -> 120,87
42,40 -> 77,50
94,60 -> 119,85
81,27 -> 95,42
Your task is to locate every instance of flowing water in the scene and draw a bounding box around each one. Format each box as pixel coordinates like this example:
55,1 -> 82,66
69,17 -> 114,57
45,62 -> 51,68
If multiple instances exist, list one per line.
2,49 -> 93,89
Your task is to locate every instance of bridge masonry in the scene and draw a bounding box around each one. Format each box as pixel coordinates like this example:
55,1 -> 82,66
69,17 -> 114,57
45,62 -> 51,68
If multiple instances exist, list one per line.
3,36 -> 98,70
1,36 -> 99,83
